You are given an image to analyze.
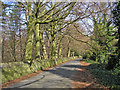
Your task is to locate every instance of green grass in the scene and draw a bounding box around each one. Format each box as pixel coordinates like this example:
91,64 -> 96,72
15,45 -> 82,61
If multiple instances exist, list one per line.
84,59 -> 120,89
2,56 -> 78,84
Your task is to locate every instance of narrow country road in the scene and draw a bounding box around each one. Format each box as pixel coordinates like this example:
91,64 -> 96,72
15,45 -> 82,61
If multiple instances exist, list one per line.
7,58 -> 82,88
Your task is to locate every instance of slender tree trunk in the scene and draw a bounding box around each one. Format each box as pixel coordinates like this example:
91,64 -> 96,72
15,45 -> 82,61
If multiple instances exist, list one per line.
19,29 -> 23,61
47,39 -> 50,59
67,38 -> 71,57
13,31 -> 16,61
67,47 -> 71,57
10,31 -> 16,62
2,33 -> 5,62
55,40 -> 59,58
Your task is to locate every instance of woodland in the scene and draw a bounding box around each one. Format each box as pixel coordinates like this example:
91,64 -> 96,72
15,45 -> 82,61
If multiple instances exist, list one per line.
1,1 -> 120,88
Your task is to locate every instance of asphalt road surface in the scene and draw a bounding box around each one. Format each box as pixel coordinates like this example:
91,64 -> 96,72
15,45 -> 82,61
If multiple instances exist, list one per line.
7,58 -> 81,88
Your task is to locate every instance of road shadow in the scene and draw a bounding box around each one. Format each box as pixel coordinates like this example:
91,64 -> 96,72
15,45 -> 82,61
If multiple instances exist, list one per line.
43,60 -> 88,81
10,75 -> 45,88
61,65 -> 81,68
7,59 -> 100,88
43,61 -> 102,88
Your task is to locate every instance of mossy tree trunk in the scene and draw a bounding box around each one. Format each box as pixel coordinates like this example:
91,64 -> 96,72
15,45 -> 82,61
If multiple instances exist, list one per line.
51,31 -> 56,60
25,2 -> 34,64
58,35 -> 63,58
59,42 -> 62,58
39,31 -> 48,59
35,24 -> 41,59
35,3 -> 41,59
25,26 -> 34,63
50,21 -> 58,60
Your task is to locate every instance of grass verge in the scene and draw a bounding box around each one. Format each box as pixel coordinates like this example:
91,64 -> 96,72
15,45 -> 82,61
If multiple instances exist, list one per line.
83,59 -> 120,89
1,57 -> 77,84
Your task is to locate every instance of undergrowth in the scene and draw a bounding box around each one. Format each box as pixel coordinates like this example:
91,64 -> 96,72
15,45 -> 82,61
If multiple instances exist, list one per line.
2,57 -> 77,84
83,59 -> 120,89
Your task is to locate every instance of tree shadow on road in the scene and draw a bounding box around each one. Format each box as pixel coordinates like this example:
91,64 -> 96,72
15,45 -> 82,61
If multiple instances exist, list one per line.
42,61 -> 105,88
8,59 -> 104,88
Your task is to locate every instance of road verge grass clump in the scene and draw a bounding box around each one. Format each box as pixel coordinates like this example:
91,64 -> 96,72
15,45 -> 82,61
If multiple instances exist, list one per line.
83,59 -> 120,89
2,57 -> 77,84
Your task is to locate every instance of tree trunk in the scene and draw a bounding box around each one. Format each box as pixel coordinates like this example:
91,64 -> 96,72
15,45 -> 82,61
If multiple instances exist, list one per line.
35,24 -> 41,59
10,31 -> 16,62
67,38 -> 71,57
58,35 -> 63,58
51,32 -> 56,60
2,33 -> 5,62
39,32 -> 48,59
19,29 -> 23,61
25,27 -> 34,62
55,41 -> 59,59
59,42 -> 62,58
24,2 -> 34,64
67,47 -> 71,57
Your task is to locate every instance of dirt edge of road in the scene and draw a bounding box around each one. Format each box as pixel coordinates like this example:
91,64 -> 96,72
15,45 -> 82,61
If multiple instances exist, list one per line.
72,60 -> 107,89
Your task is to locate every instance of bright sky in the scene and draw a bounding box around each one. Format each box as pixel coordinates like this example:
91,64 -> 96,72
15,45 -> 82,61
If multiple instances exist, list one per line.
1,1 -> 94,35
